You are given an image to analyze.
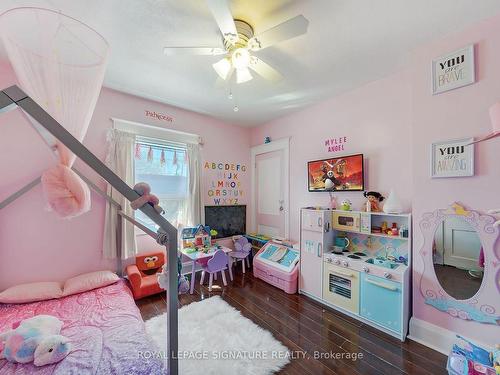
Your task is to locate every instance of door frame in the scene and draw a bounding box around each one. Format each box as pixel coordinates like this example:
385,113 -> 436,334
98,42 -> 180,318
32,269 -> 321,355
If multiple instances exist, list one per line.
250,137 -> 290,239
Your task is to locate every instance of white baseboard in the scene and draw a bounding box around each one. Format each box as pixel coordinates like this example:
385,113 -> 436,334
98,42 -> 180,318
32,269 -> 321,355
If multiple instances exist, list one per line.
408,317 -> 454,354
408,317 -> 493,355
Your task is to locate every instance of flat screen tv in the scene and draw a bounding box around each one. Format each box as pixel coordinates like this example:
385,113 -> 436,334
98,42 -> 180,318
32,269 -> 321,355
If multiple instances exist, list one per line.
204,205 -> 246,238
307,153 -> 364,192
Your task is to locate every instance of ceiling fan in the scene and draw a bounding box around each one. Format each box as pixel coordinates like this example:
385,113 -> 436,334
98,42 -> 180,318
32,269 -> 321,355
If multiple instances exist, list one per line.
163,0 -> 309,84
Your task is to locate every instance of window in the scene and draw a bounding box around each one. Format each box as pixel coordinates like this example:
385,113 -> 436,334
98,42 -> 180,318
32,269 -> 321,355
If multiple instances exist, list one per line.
134,137 -> 188,229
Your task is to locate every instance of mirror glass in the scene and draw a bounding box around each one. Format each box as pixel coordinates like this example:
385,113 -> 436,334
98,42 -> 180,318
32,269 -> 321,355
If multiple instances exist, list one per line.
433,216 -> 483,300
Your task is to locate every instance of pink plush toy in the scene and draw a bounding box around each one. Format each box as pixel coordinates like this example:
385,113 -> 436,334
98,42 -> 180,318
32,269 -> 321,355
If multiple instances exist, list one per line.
130,182 -> 164,214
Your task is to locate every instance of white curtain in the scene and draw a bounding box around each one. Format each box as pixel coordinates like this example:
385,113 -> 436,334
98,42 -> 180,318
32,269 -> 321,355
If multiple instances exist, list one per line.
186,143 -> 201,227
103,129 -> 137,259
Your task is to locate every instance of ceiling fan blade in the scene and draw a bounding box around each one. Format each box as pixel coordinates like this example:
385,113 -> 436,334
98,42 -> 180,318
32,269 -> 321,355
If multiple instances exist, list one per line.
249,15 -> 309,51
206,0 -> 237,43
163,47 -> 226,56
249,57 -> 283,82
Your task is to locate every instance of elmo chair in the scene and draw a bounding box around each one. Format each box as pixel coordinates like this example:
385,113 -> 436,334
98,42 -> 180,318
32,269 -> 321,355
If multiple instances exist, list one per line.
126,251 -> 165,299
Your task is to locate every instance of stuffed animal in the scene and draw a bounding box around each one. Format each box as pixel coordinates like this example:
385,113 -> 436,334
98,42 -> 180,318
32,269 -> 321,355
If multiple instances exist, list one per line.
0,315 -> 71,366
363,191 -> 385,212
131,182 -> 164,214
157,258 -> 190,295
340,199 -> 352,211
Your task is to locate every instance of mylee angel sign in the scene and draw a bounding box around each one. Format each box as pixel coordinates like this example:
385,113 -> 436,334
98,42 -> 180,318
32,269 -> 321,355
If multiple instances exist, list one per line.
432,44 -> 475,95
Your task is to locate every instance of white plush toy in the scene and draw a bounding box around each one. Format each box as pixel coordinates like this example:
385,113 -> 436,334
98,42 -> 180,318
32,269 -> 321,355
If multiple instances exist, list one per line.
0,315 -> 71,366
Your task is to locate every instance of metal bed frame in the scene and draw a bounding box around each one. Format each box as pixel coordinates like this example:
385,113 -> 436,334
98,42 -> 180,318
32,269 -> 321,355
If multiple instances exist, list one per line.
0,85 -> 178,374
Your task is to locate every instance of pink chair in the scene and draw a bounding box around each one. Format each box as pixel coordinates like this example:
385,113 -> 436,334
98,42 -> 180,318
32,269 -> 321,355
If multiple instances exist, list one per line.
230,237 -> 252,274
200,249 -> 228,291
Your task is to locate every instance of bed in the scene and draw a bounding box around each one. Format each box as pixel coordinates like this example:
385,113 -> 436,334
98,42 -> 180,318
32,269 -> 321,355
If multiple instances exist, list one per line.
0,280 -> 165,375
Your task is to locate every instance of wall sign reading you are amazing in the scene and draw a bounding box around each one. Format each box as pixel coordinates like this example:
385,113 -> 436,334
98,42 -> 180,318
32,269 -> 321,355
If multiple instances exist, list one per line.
205,162 -> 246,205
430,138 -> 474,178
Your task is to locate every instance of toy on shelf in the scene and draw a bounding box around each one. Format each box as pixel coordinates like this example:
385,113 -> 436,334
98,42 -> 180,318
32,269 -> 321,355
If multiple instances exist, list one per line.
194,225 -> 211,247
210,229 -> 218,245
328,192 -> 337,210
363,191 -> 385,212
383,189 -> 404,214
340,199 -> 352,211
130,182 -> 164,214
0,315 -> 71,366
181,225 -> 212,249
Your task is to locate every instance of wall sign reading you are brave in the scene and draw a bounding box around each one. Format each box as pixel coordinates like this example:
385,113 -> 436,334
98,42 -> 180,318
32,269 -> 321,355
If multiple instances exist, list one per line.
432,44 -> 475,95
430,138 -> 474,178
205,161 -> 246,205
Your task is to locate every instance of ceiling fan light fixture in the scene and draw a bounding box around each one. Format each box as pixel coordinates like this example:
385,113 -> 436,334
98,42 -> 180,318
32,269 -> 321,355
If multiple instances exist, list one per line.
231,48 -> 250,70
236,67 -> 253,83
212,58 -> 232,80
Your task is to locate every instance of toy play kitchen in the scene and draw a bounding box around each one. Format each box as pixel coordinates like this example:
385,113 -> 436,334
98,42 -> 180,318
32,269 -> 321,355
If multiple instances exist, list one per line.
300,208 -> 411,340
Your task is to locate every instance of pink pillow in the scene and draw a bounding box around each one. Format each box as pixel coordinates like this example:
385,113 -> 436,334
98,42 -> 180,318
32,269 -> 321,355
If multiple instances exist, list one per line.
0,282 -> 63,304
63,270 -> 119,296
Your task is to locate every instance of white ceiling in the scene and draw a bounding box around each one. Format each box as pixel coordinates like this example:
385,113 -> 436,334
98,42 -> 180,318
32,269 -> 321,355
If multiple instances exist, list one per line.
1,0 -> 500,127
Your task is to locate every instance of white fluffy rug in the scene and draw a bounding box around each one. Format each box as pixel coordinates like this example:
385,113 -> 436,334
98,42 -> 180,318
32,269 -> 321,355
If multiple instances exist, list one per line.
145,296 -> 290,375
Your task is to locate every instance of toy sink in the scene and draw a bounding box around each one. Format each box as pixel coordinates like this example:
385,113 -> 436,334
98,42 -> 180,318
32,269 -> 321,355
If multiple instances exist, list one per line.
365,258 -> 400,269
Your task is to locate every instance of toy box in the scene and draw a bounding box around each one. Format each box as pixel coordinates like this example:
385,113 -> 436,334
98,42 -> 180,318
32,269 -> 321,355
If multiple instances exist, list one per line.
253,242 -> 299,294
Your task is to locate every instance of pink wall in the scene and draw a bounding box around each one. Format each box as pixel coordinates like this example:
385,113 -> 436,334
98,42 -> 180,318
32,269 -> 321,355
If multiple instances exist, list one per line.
0,62 -> 250,290
251,13 -> 500,347
409,15 -> 500,346
251,70 -> 413,239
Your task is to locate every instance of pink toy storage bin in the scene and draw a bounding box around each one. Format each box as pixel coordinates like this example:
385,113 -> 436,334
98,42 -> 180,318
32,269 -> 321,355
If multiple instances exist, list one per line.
253,243 -> 299,294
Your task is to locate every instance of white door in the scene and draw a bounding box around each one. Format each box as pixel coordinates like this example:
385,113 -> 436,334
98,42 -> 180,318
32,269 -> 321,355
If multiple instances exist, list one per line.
255,150 -> 285,238
443,217 -> 482,270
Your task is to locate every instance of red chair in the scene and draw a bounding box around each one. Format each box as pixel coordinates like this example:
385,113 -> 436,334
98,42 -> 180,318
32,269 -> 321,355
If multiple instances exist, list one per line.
126,251 -> 165,300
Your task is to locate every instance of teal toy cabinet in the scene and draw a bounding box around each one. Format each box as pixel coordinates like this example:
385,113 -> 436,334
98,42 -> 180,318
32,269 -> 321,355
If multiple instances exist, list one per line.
360,273 -> 402,333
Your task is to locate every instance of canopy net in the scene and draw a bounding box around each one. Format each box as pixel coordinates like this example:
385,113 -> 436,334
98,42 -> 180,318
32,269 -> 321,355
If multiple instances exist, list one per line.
0,7 -> 109,217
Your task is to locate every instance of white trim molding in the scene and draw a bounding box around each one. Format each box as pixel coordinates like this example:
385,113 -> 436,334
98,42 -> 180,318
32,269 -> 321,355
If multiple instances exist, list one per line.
111,117 -> 202,145
250,137 -> 290,239
408,317 -> 493,355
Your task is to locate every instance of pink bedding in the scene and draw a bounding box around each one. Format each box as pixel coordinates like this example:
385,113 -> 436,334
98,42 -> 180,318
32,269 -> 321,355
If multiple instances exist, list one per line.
0,280 -> 165,374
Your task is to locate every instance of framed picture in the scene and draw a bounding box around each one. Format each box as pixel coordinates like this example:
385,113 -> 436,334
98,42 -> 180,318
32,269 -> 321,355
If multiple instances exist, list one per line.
432,44 -> 475,95
430,138 -> 474,178
307,154 -> 364,192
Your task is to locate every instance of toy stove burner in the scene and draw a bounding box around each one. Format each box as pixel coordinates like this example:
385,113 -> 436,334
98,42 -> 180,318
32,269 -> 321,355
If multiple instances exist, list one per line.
343,248 -> 349,252
353,252 -> 367,256
332,251 -> 344,255
347,254 -> 361,259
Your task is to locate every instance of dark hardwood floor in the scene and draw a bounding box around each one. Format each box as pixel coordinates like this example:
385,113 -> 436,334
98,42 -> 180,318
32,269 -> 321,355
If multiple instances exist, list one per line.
136,269 -> 447,375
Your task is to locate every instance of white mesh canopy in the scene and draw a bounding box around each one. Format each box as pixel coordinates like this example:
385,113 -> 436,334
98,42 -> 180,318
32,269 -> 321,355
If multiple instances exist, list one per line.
0,7 -> 109,167
0,7 -> 109,218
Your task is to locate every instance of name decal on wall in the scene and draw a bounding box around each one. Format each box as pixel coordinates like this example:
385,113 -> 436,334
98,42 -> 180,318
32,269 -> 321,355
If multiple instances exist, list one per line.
325,136 -> 348,152
145,110 -> 173,123
204,162 -> 246,205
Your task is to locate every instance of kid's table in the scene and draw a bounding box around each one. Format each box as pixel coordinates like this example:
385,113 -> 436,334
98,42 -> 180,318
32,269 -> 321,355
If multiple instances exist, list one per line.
180,246 -> 234,294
